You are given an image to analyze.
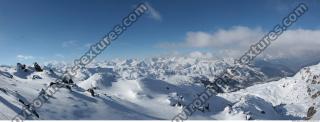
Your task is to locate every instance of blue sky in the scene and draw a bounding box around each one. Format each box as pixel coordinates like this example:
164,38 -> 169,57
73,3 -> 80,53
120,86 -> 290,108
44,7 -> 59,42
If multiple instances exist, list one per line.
0,0 -> 319,65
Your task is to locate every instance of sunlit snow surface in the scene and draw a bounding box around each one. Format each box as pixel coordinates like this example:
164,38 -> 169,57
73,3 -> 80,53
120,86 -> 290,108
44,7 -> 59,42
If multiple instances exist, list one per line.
0,57 -> 319,120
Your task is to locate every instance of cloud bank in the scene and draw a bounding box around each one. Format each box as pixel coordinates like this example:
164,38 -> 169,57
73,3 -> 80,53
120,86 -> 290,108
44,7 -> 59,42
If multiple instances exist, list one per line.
157,26 -> 320,59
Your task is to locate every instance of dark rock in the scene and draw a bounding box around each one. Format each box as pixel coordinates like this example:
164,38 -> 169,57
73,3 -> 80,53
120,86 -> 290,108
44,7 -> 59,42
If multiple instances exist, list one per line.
306,106 -> 317,119
32,75 -> 42,80
34,62 -> 43,72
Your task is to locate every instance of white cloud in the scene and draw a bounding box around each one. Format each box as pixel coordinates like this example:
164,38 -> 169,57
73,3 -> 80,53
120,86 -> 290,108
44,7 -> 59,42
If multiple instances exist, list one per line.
145,2 -> 162,21
157,26 -> 320,59
17,55 -> 35,60
62,40 -> 78,48
185,26 -> 263,48
263,29 -> 320,59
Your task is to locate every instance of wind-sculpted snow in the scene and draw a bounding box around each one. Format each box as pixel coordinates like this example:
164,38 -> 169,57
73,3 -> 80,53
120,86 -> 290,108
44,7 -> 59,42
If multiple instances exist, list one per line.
0,57 -> 319,120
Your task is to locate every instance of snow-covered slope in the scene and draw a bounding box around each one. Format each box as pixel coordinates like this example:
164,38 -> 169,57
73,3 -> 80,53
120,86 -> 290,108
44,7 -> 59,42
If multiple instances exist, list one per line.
0,56 -> 319,120
219,62 -> 320,120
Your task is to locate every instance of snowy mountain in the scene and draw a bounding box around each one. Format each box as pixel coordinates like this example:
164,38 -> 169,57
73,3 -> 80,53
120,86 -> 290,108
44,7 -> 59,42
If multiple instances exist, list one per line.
219,62 -> 320,120
0,56 -> 319,120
